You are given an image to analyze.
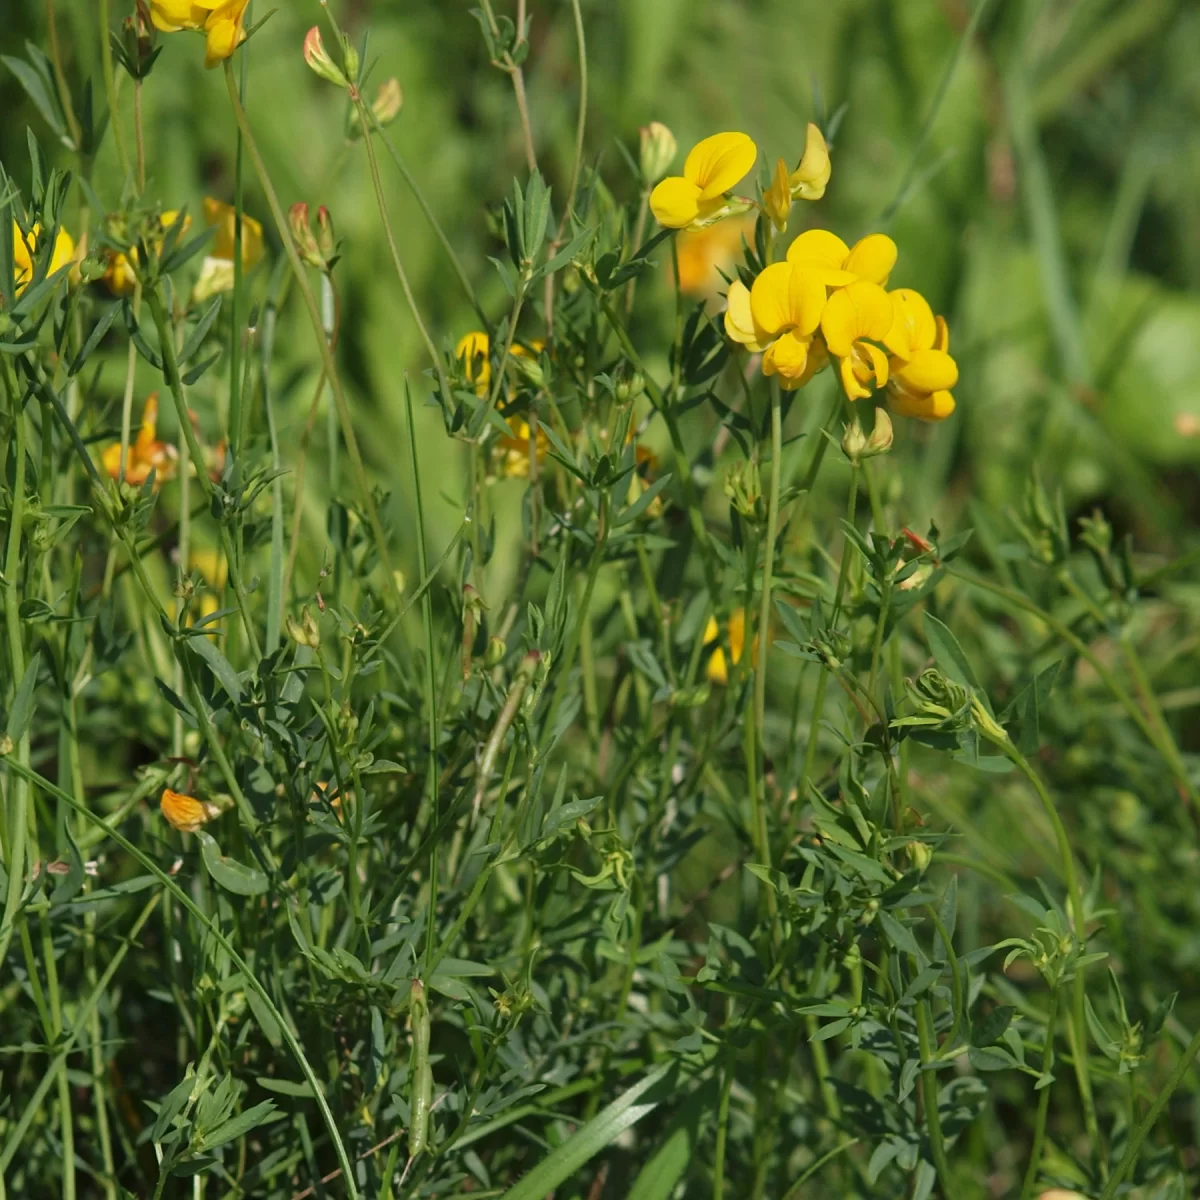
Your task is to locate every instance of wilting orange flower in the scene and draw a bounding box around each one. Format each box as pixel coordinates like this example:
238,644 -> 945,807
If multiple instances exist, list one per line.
101,394 -> 179,487
160,788 -> 221,832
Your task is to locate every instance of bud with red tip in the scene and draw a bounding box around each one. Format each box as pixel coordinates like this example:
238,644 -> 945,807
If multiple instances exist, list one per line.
304,26 -> 348,88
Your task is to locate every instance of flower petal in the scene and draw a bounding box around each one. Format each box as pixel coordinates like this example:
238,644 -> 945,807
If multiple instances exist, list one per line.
889,288 -> 936,354
749,262 -> 796,337
820,281 -> 893,356
763,331 -> 812,388
786,228 -> 855,287
890,386 -> 956,421
787,266 -> 827,336
791,123 -> 831,201
934,315 -> 950,354
724,279 -> 769,351
892,348 -> 958,392
844,234 -> 897,286
838,353 -> 870,401
684,132 -> 757,200
650,176 -> 702,229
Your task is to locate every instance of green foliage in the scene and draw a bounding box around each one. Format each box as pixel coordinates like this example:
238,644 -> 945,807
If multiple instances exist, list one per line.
1,2 -> 1199,1199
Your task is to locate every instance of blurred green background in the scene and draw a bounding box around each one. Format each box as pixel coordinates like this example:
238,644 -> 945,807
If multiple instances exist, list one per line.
3,0 -> 1199,581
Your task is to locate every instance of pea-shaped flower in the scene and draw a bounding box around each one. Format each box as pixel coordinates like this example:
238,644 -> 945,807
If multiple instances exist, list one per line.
820,280 -> 908,401
724,262 -> 826,389
786,229 -> 897,290
12,220 -> 75,295
650,132 -> 757,230
149,0 -> 250,69
885,289 -> 958,421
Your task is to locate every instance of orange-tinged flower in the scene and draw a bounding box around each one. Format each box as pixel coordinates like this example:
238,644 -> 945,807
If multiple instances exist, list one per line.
673,217 -> 752,300
724,261 -> 827,389
160,787 -> 221,832
104,210 -> 191,297
650,132 -> 757,230
786,229 -> 897,290
885,289 -> 958,421
820,281 -> 908,401
101,394 -> 179,487
12,220 -> 76,295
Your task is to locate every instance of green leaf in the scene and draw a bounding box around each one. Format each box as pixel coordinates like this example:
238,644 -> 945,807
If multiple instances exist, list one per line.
254,1077 -> 314,1098
923,613 -> 981,691
200,1099 -> 280,1149
626,1079 -> 716,1200
198,833 -> 269,896
499,1065 -> 678,1200
6,650 -> 40,741
185,635 -> 242,704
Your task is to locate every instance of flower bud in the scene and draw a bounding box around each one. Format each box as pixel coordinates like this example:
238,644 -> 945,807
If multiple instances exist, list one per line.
639,122 -> 677,185
842,418 -> 868,464
288,202 -> 324,268
372,77 -> 403,126
905,840 -> 933,874
341,36 -> 360,84
843,410 -> 892,464
303,26 -> 349,88
316,206 -> 336,262
286,605 -> 321,649
763,157 -> 792,232
484,635 -> 507,668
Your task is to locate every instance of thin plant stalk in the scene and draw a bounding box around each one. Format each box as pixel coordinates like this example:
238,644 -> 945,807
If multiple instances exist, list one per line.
98,0 -> 131,179
1019,984 -> 1060,1200
406,381 -> 442,973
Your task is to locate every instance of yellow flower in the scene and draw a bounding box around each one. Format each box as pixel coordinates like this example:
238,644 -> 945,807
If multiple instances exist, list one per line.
104,210 -> 191,297
160,787 -> 221,833
763,158 -> 792,232
820,281 -> 908,402
100,394 -> 179,487
673,217 -> 752,300
12,220 -> 76,296
885,289 -> 958,421
786,229 -> 897,290
704,609 -> 747,685
191,197 -> 264,301
203,196 -> 263,268
762,125 -> 832,231
724,261 -> 826,389
649,132 -> 757,230
149,0 -> 250,69
497,418 -> 549,479
456,331 -> 492,397
789,122 -> 831,201
456,332 -> 543,399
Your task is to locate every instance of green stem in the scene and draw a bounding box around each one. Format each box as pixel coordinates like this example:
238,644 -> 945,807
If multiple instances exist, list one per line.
406,382 -> 442,973
0,367 -> 31,978
368,117 -> 486,325
712,1046 -> 734,1200
97,0 -> 131,180
915,997 -> 952,1193
1019,984 -> 1060,1200
754,384 -> 783,753
1099,1023 -> 1200,1199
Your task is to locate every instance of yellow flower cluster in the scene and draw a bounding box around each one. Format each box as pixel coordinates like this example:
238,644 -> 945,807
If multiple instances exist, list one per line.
652,127 -> 957,421
100,394 -> 178,487
726,230 -> 957,419
149,0 -> 250,69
